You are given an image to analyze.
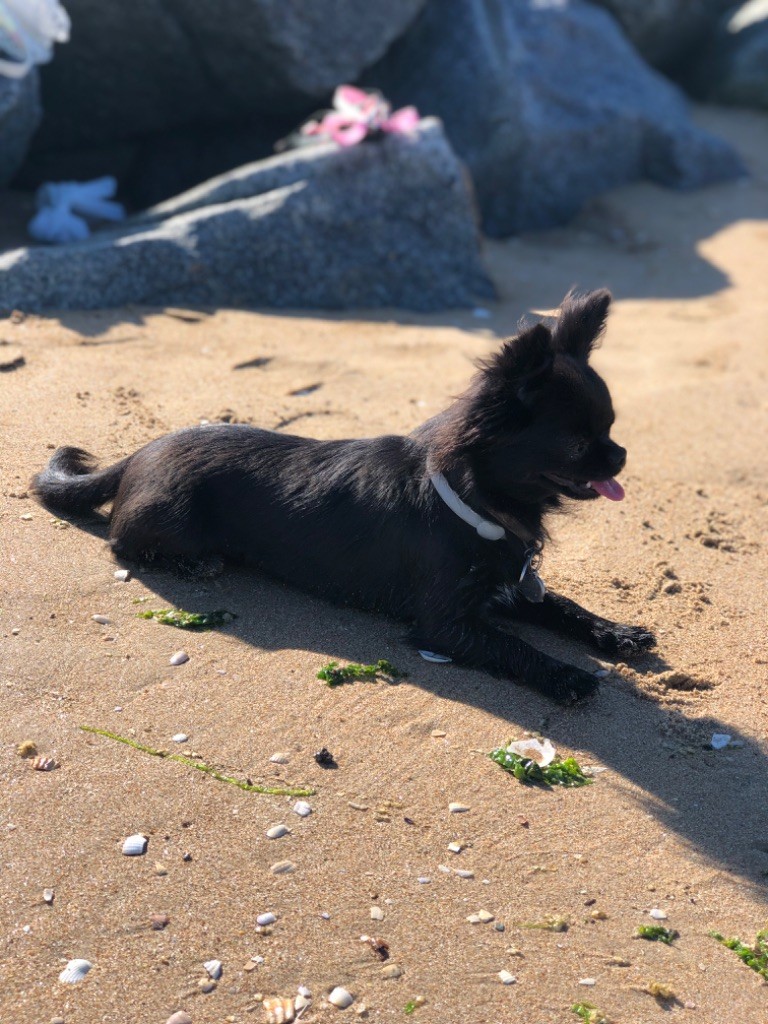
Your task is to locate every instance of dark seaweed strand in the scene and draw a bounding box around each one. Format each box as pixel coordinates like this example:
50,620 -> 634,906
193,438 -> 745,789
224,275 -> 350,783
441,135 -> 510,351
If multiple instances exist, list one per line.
80,726 -> 314,797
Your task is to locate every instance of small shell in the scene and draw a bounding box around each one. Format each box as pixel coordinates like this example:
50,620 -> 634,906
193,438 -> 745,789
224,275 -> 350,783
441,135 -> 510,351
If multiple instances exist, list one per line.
165,1014 -> 193,1024
328,987 -> 354,1009
257,912 -> 277,926
270,860 -> 296,874
32,755 -> 57,771
649,908 -> 668,920
454,869 -> 475,879
579,978 -> 597,986
43,888 -> 54,904
114,569 -> 131,581
170,650 -> 189,666
293,801 -> 312,817
172,733 -> 189,743
418,649 -> 453,663
59,958 -> 92,984
92,614 -> 111,625
448,802 -> 470,813
295,994 -> 311,1011
370,906 -> 384,921
122,833 -> 148,856
297,985 -> 311,998
263,995 -> 295,1023
505,737 -> 556,767
266,824 -> 290,839
270,752 -> 290,764
498,970 -> 516,985
203,959 -> 222,980
447,841 -> 464,853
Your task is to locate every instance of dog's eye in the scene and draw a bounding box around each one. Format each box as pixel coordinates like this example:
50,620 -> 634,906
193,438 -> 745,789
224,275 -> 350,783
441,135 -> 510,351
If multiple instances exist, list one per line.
573,439 -> 590,458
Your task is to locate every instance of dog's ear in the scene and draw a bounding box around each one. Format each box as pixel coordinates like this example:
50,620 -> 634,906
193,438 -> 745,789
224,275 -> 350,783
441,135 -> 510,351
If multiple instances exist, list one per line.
553,288 -> 611,360
492,323 -> 554,383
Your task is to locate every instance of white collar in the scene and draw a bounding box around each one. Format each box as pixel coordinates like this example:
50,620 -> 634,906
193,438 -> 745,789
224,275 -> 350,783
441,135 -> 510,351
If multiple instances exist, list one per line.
428,470 -> 506,541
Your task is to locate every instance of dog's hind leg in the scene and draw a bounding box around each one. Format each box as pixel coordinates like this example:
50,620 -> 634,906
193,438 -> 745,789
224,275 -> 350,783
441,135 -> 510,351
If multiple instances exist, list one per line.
409,614 -> 599,704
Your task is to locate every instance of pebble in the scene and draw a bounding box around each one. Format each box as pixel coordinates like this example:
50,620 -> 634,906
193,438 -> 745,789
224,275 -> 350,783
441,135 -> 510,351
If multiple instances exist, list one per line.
17,740 -> 37,758
170,651 -> 189,666
447,842 -> 464,853
370,906 -> 385,921
498,970 -> 516,985
270,860 -> 296,874
417,876 -> 431,884
454,869 -> 475,879
293,801 -> 312,817
579,978 -> 596,986
122,834 -> 148,856
328,987 -> 354,1009
91,614 -> 111,625
449,803 -> 470,813
203,959 -> 222,980
270,753 -> 290,764
711,732 -> 731,750
257,912 -> 277,926
381,963 -> 403,979
172,733 -> 189,743
467,910 -> 494,924
594,668 -> 610,678
51,1018 -> 66,1024
649,908 -> 668,920
165,1014 -> 192,1024
431,730 -> 447,737
155,862 -> 168,876
494,922 -> 505,932
266,824 -> 290,839
348,802 -> 368,811
43,888 -> 54,904
198,979 -> 216,994
113,569 -> 131,581
150,913 -> 170,930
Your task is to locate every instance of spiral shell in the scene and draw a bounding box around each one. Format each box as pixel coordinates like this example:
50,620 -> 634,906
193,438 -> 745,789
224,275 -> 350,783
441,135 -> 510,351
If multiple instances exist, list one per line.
262,996 -> 295,1023
32,755 -> 57,771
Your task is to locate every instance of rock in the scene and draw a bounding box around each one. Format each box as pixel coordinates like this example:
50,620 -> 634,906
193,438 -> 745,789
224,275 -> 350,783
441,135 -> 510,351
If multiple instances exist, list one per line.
30,0 -> 427,155
588,0 -> 733,71
685,0 -> 768,110
0,71 -> 41,187
364,0 -> 745,237
0,120 -> 493,312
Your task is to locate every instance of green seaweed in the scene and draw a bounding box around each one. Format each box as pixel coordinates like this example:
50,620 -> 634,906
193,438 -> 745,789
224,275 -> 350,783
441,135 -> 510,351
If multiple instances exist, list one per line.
710,927 -> 768,980
518,915 -> 569,932
571,1003 -> 608,1024
137,607 -> 236,629
80,726 -> 314,797
636,925 -> 679,944
489,745 -> 592,787
404,1001 -> 418,1016
317,659 -> 405,687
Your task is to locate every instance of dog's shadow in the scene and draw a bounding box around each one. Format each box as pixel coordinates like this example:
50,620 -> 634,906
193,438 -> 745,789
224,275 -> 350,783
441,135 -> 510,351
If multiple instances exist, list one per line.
120,550 -> 768,895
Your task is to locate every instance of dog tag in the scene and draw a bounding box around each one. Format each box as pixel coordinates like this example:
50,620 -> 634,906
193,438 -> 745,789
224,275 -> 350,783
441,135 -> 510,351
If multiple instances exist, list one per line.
418,650 -> 453,664
518,568 -> 546,603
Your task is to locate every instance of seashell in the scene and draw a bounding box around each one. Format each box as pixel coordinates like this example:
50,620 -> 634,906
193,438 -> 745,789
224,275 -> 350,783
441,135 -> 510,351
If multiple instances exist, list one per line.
579,978 -> 596,986
172,733 -> 189,743
32,755 -> 57,771
114,569 -> 131,581
370,906 -> 384,921
59,958 -> 92,984
257,912 -> 277,926
170,650 -> 189,666
505,737 -> 556,767
203,959 -> 222,979
263,996 -> 295,1023
498,970 -> 516,985
418,649 -> 453,663
92,614 -> 111,624
297,985 -> 311,998
294,994 -> 311,1011
17,740 -> 37,758
293,801 -> 312,817
266,824 -> 290,839
270,752 -> 290,764
649,908 -> 668,920
43,888 -> 54,904
165,1014 -> 193,1024
447,842 -> 464,853
454,869 -> 475,879
328,987 -> 354,1009
122,833 -> 148,856
448,802 -> 470,813
270,860 -> 296,874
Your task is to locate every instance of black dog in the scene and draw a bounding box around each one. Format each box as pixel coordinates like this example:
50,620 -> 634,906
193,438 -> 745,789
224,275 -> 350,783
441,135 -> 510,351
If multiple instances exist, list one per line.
31,289 -> 654,703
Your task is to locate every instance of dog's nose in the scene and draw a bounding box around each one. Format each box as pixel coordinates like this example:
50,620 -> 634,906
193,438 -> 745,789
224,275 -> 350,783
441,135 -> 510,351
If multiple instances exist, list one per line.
606,441 -> 626,474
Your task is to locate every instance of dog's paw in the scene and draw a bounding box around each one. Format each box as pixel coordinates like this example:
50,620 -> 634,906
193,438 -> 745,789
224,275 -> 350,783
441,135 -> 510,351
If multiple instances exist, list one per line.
592,622 -> 656,657
548,664 -> 600,704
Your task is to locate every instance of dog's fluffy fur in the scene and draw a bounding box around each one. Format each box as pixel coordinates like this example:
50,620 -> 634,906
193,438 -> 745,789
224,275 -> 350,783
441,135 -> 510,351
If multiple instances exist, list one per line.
31,289 -> 655,702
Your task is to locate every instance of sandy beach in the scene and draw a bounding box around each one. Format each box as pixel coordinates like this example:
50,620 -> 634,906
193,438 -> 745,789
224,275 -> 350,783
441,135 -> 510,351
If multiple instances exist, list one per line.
2,105 -> 767,1023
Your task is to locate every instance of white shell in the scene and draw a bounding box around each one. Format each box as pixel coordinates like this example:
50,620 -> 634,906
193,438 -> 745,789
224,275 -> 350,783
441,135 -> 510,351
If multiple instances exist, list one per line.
418,649 -> 453,663
270,752 -> 290,764
165,1013 -> 193,1024
172,733 -> 189,743
649,908 -> 668,920
270,860 -> 296,874
257,912 -> 277,926
32,755 -> 57,771
170,650 -> 189,666
203,959 -> 222,979
263,996 -> 295,1023
579,978 -> 597,986
59,958 -> 92,983
447,842 -> 463,853
293,801 -> 312,817
43,888 -> 54,904
266,824 -> 290,839
328,987 -> 354,1009
370,906 -> 384,921
114,569 -> 131,581
297,985 -> 311,998
498,970 -> 516,985
448,802 -> 470,813
295,994 -> 311,1011
122,833 -> 148,856
505,737 -> 556,767
92,614 -> 111,625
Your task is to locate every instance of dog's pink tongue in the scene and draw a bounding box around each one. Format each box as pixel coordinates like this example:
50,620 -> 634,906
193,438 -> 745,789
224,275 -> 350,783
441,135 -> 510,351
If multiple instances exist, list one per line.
590,477 -> 625,501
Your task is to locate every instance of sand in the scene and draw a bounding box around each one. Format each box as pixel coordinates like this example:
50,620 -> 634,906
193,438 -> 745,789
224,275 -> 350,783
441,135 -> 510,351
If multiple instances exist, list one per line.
1,105 -> 767,1023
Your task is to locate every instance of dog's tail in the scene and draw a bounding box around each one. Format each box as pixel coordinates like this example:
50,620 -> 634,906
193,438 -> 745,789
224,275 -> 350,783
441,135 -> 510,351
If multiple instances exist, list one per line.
30,446 -> 130,515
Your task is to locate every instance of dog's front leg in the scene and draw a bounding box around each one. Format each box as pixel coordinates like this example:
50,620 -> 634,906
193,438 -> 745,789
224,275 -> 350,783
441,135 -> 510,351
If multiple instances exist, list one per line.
410,614 -> 599,704
508,590 -> 656,657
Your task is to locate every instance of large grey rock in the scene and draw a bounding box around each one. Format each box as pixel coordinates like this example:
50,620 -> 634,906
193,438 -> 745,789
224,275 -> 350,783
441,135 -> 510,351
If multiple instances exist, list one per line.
589,0 -> 734,72
0,72 -> 41,186
364,0 -> 746,237
31,0 -> 426,153
685,0 -> 768,109
0,120 -> 494,312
